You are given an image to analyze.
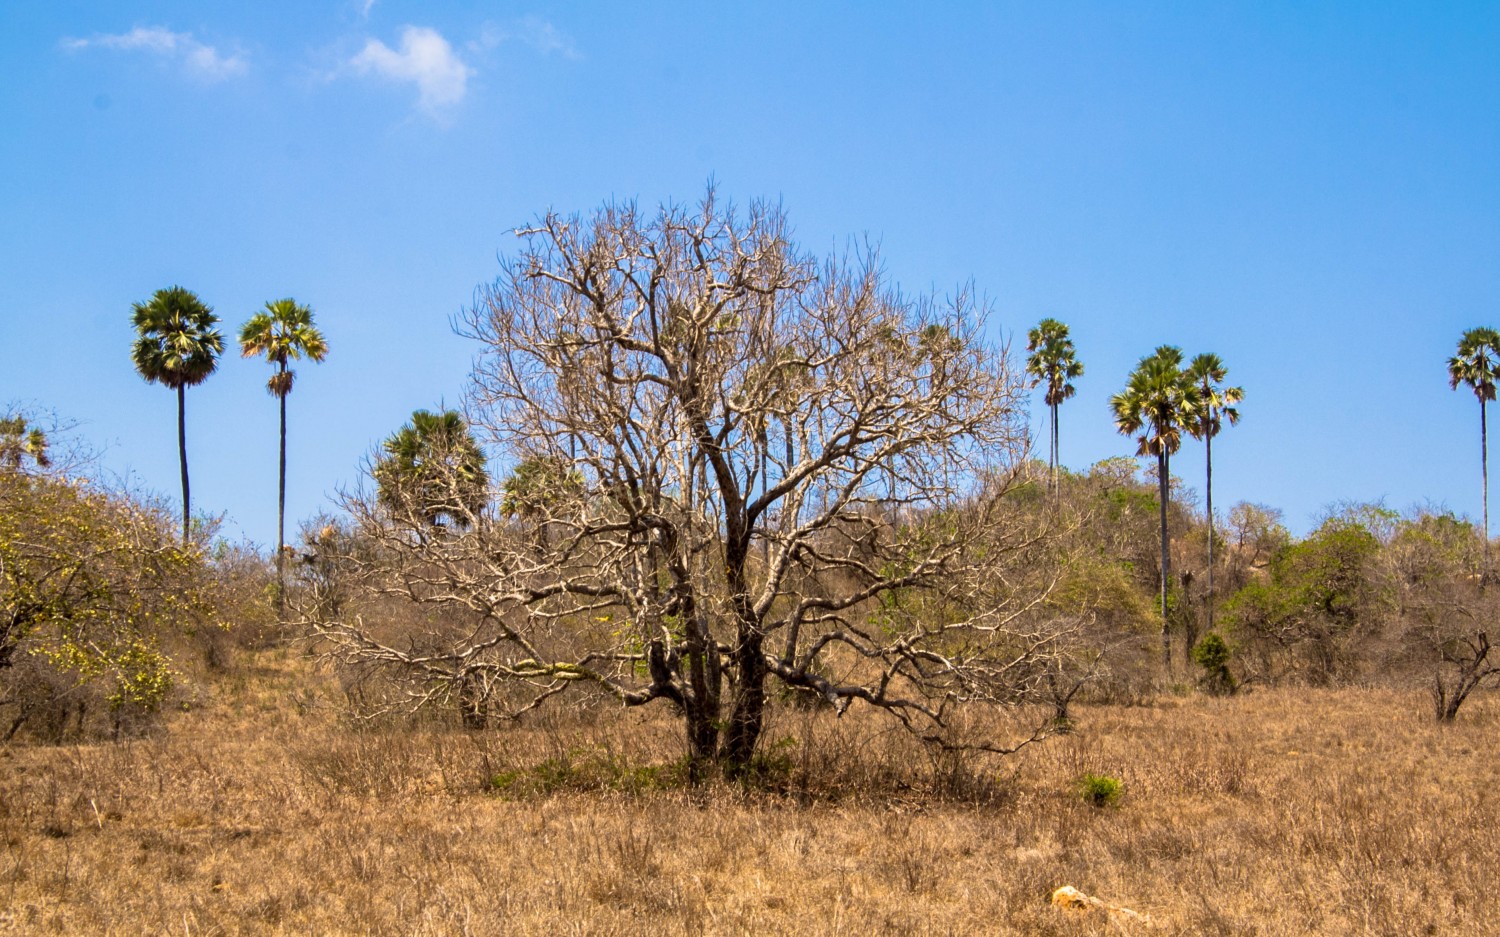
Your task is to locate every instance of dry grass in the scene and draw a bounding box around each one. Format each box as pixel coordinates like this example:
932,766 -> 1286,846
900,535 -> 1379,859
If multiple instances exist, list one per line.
2,652 -> 1497,936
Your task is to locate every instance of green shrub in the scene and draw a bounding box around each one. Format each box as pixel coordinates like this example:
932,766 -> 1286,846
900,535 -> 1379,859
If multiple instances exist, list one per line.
486,748 -> 693,797
1192,631 -> 1237,695
1075,772 -> 1123,807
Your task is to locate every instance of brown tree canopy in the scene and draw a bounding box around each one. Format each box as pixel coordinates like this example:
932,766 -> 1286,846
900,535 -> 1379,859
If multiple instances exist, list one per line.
312,191 -> 1075,774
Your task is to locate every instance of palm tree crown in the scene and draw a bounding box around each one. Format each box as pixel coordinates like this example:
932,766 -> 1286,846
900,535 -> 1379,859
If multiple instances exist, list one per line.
374,409 -> 489,529
0,416 -> 50,472
1110,346 -> 1201,459
239,299 -> 329,398
1025,318 -> 1083,407
1449,328 -> 1500,402
131,286 -> 223,391
1186,353 -> 1243,442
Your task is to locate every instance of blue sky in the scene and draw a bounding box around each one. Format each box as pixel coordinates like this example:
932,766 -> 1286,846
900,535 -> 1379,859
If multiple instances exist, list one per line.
4,2 -> 1499,547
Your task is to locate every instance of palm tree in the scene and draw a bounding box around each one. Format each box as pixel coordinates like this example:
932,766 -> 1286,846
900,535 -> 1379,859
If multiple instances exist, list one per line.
1185,353 -> 1243,631
131,286 -> 223,546
239,299 -> 329,610
1449,327 -> 1500,578
1025,318 -> 1083,495
1110,345 -> 1201,667
0,416 -> 50,472
373,409 -> 489,530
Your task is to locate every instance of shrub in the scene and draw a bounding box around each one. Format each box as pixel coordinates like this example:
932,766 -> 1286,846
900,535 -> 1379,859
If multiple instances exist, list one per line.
1192,631 -> 1236,696
1075,772 -> 1123,807
1,468 -> 214,740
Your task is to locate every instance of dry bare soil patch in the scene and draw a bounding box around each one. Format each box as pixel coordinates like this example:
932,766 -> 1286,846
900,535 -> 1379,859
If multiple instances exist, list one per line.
1,652 -> 1496,935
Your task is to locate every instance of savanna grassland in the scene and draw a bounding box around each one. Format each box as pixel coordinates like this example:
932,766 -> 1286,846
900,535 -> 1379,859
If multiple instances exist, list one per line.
2,649 -> 1496,937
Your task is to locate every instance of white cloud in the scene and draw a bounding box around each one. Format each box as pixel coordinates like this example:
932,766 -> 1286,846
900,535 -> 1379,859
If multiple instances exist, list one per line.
472,16 -> 580,60
62,27 -> 247,81
351,26 -> 471,114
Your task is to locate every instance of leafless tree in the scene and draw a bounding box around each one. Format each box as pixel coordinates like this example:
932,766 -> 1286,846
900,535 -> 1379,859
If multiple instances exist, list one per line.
1381,510 -> 1500,721
310,190 -> 1078,774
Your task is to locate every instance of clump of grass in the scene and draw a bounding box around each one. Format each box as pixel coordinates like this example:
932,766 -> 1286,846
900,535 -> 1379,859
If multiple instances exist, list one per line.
488,747 -> 693,796
1075,771 -> 1124,807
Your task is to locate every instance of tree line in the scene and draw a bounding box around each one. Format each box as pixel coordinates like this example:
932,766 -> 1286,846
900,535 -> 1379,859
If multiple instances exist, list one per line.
1026,318 -> 1498,675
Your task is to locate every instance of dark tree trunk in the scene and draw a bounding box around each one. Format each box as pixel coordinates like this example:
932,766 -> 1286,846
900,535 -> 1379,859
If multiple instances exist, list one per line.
655,520 -> 723,780
682,680 -> 720,778
1158,448 -> 1171,669
681,600 -> 722,778
1483,398 -> 1490,584
722,626 -> 767,772
277,376 -> 288,620
719,532 -> 766,773
177,383 -> 190,547
1051,401 -> 1060,497
458,671 -> 488,730
1205,431 -> 1214,632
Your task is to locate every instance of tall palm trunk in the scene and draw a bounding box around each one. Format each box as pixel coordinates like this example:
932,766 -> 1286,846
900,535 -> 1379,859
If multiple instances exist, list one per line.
177,384 -> 190,547
1205,431 -> 1214,631
1158,448 -> 1171,668
277,372 -> 288,619
1051,401 -> 1060,497
1483,397 -> 1490,584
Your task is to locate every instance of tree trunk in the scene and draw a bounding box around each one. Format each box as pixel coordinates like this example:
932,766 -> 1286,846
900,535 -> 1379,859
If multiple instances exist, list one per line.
1205,432 -> 1214,632
277,378 -> 288,620
1051,401 -> 1060,497
682,603 -> 722,778
720,541 -> 765,773
1483,397 -> 1490,583
1158,448 -> 1171,669
178,383 -> 190,547
722,626 -> 767,772
458,671 -> 488,730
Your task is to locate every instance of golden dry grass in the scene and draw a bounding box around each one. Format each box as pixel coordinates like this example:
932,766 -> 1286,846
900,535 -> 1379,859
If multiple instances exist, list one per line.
2,652 -> 1497,936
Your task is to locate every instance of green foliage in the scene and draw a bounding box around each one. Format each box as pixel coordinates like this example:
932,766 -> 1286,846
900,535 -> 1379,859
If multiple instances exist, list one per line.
736,735 -> 798,789
1389,511 -> 1479,589
1074,772 -> 1123,807
1025,318 -> 1083,407
0,416 -> 50,472
1449,327 -> 1500,403
486,747 -> 693,797
1224,513 -> 1385,684
1191,631 -> 1236,695
1048,555 -> 1155,634
1,470 -> 213,735
1184,353 -> 1243,443
238,299 -> 329,400
373,409 -> 489,529
130,286 -> 223,392
1110,346 -> 1202,460
499,455 -> 584,519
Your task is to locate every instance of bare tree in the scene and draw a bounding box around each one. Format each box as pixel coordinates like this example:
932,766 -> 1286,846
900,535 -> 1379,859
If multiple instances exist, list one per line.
1382,509 -> 1500,721
310,191 -> 1076,775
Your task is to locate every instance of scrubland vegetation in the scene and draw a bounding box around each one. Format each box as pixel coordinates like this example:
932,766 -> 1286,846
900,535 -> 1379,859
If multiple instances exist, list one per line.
4,192 -> 1499,933
2,651 -> 1496,935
